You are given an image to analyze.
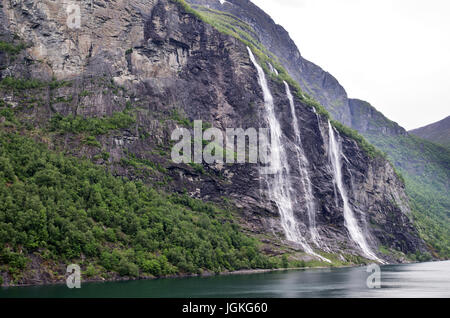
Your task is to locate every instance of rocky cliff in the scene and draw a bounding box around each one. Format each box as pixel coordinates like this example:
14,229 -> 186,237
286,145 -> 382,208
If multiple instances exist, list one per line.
182,0 -> 449,260
349,99 -> 407,137
0,0 -> 429,283
186,0 -> 353,127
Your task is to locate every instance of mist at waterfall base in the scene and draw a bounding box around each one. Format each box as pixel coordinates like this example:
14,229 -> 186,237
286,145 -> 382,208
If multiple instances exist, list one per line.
247,47 -> 382,263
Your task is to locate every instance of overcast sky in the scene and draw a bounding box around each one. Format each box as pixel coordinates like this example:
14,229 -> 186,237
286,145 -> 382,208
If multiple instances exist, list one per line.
251,0 -> 450,130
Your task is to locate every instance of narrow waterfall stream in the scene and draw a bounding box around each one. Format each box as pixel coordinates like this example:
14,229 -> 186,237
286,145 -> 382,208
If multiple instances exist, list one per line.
284,81 -> 324,249
247,47 -> 330,262
327,121 -> 382,262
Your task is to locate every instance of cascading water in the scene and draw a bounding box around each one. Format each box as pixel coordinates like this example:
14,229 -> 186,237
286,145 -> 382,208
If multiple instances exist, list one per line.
267,62 -> 279,75
284,81 -> 324,250
327,121 -> 382,262
316,114 -> 339,207
247,47 -> 330,263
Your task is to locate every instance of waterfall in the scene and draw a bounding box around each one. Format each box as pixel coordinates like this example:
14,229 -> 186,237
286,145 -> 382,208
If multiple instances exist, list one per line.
267,62 -> 279,75
284,81 -> 324,250
327,121 -> 382,262
316,114 -> 339,207
247,47 -> 330,263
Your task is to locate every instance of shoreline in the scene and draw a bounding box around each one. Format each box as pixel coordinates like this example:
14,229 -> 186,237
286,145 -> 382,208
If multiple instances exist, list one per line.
4,259 -> 446,289
0,262 -> 387,289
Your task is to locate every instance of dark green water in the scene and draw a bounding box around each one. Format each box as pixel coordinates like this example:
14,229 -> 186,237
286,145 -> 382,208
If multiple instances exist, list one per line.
1,261 -> 449,298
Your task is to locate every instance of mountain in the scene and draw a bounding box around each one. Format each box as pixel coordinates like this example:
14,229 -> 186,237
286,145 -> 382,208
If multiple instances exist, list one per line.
184,0 -> 449,258
186,0 -> 353,126
348,99 -> 407,137
349,100 -> 450,257
410,116 -> 450,149
0,0 -> 434,286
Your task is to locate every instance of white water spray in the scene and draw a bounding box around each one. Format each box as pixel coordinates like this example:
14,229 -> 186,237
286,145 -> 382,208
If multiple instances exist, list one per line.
247,47 -> 330,262
267,62 -> 278,75
327,121 -> 382,262
284,81 -> 324,250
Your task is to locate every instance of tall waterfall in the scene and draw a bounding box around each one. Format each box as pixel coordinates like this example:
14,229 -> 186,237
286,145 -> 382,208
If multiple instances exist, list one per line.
327,121 -> 381,262
284,81 -> 323,249
247,47 -> 330,262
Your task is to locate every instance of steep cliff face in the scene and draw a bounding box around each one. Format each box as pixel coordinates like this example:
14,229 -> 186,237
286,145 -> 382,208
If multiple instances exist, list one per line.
182,0 -> 449,259
349,99 -> 407,137
0,0 -> 428,274
186,0 -> 353,126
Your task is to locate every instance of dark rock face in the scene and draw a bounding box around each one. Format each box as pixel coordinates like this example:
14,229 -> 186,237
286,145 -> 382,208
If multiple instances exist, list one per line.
0,0 -> 427,262
349,99 -> 407,137
185,0 -> 414,139
186,0 -> 353,126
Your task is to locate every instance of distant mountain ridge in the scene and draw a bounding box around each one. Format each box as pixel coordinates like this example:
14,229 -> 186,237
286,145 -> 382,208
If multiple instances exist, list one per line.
410,116 -> 450,149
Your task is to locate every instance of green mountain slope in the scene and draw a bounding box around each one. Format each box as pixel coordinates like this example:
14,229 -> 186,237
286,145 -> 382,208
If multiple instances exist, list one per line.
410,116 -> 450,149
369,135 -> 449,257
0,132 -> 284,284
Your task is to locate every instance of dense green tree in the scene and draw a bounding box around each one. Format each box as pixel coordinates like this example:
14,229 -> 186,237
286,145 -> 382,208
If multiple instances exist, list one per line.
0,132 -> 277,278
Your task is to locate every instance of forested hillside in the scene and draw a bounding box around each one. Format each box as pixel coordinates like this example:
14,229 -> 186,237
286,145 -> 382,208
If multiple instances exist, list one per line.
0,132 -> 285,285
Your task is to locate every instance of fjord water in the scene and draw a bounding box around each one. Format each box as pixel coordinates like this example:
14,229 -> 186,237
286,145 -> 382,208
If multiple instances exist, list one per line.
1,261 -> 449,298
246,47 -> 328,262
327,121 -> 381,262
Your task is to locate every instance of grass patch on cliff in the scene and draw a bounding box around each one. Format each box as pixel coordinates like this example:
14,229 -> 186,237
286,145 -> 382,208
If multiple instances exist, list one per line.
49,111 -> 135,135
0,101 -> 20,127
169,108 -> 193,127
0,40 -> 27,57
330,120 -> 386,159
170,0 -> 205,20
0,77 -> 71,91
0,132 -> 281,281
0,77 -> 46,90
192,5 -> 270,57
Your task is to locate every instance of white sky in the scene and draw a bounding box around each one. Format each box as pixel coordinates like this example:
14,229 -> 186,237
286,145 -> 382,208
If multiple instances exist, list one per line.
251,0 -> 450,130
